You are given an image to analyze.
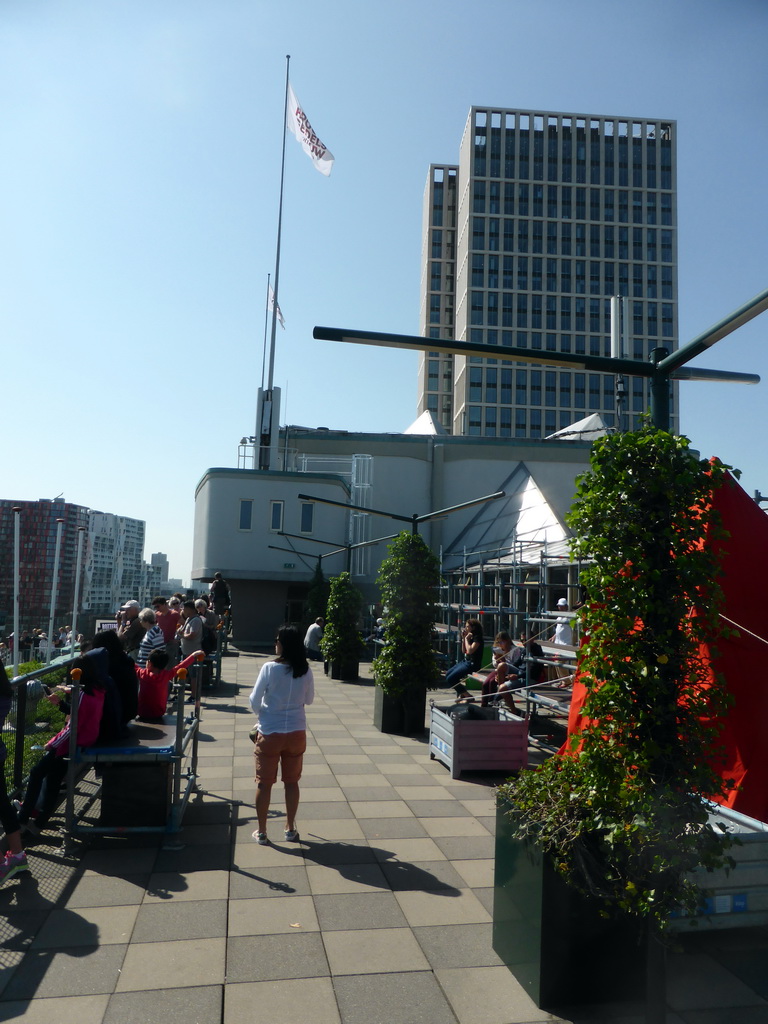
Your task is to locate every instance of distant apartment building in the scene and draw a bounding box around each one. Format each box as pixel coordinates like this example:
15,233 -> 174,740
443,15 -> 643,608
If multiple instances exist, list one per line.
84,512 -> 147,615
150,552 -> 170,583
0,499 -> 89,635
0,499 -> 156,633
417,107 -> 678,436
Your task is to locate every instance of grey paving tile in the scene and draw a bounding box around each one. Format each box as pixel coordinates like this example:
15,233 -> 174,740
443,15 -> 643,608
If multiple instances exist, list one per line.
229,865 -> 311,899
227,895 -> 319,936
224,977 -> 341,1024
0,993 -> 110,1024
404,800 -> 472,818
144,869 -> 229,902
299,840 -> 378,867
473,886 -> 495,915
306,862 -> 390,896
434,835 -> 496,860
324,926 -> 429,975
358,817 -> 429,840
313,892 -> 409,931
152,843 -> 232,873
435,964 -> 555,1024
104,985 -> 223,1024
413,923 -> 502,969
0,950 -> 24,998
2,944 -> 128,998
79,847 -> 159,876
339,786 -> 400,802
64,876 -> 147,909
0,909 -> 49,950
332,971 -> 458,1024
379,858 -> 465,894
131,899 -> 228,941
31,905 -> 138,948
226,933 -> 329,982
115,937 -> 226,991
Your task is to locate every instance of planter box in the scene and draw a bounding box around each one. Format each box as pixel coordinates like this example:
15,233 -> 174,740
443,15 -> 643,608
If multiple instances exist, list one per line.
492,801 -> 645,1009
373,684 -> 427,735
330,660 -> 359,681
429,703 -> 528,779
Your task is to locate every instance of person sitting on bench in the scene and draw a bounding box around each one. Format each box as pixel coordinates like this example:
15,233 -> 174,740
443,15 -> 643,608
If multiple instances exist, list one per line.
136,648 -> 204,719
16,653 -> 107,833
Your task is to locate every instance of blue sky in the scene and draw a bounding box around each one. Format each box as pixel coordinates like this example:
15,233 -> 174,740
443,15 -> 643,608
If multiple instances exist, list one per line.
2,0 -> 767,583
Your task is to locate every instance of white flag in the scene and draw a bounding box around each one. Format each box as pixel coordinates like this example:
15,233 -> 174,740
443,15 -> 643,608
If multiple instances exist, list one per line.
268,285 -> 285,329
286,82 -> 334,177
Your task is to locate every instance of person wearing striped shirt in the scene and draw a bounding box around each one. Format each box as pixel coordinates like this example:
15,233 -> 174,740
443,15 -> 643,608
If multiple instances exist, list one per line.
136,608 -> 167,667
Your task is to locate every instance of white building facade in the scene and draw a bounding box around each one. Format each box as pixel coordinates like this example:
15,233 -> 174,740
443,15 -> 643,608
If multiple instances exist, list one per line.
192,425 -> 594,645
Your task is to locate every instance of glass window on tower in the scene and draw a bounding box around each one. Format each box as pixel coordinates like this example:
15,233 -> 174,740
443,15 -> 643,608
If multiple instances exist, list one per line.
500,408 -> 512,437
485,408 -> 497,436
530,409 -> 542,437
515,409 -> 527,437
467,407 -> 482,435
469,366 -> 483,400
485,367 -> 497,403
545,371 -> 556,406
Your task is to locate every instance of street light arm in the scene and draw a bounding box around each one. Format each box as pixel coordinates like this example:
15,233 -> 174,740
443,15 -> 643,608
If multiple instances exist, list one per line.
657,286 -> 768,374
297,492 -> 414,523
313,325 -> 650,376
670,367 -> 760,384
416,490 -> 506,524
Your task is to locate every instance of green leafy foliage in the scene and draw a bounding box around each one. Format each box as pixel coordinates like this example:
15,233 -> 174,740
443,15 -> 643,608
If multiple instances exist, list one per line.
373,532 -> 442,697
319,572 -> 364,664
3,662 -> 69,786
306,561 -> 330,625
498,427 -> 736,928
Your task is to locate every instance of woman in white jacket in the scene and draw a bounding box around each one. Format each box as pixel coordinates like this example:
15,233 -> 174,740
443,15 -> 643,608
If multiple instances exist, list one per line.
249,625 -> 314,845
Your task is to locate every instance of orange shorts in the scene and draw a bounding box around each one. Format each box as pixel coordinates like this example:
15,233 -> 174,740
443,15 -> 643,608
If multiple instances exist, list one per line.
253,729 -> 307,785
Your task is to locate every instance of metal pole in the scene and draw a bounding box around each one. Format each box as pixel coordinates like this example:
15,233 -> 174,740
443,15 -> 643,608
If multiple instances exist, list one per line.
46,518 -> 65,665
649,348 -> 671,431
71,527 -> 86,648
261,55 -> 291,470
12,507 -> 21,677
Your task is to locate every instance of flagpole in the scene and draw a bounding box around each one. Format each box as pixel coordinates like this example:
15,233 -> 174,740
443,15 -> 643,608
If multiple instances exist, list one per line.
260,54 -> 291,470
261,273 -> 271,391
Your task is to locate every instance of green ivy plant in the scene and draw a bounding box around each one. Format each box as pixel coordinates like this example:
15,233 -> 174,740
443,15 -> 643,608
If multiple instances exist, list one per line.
319,572 -> 364,666
498,426 -> 737,928
373,532 -> 441,698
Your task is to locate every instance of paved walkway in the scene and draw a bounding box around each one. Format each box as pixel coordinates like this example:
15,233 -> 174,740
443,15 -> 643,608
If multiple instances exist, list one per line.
1,650 -> 767,1024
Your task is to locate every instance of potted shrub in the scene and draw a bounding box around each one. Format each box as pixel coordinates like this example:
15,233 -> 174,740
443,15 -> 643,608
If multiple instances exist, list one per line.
372,532 -> 441,734
320,572 -> 364,680
494,426 -> 736,1017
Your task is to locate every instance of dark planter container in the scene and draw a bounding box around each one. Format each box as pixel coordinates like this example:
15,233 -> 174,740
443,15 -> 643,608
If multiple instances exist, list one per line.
373,684 -> 427,735
493,801 -> 646,1009
330,660 -> 359,681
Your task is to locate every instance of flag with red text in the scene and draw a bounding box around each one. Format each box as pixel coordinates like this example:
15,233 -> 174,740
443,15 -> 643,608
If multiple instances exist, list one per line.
286,82 -> 334,177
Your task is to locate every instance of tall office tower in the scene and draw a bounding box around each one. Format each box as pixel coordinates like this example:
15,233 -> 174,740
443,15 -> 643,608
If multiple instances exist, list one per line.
417,108 -> 678,437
